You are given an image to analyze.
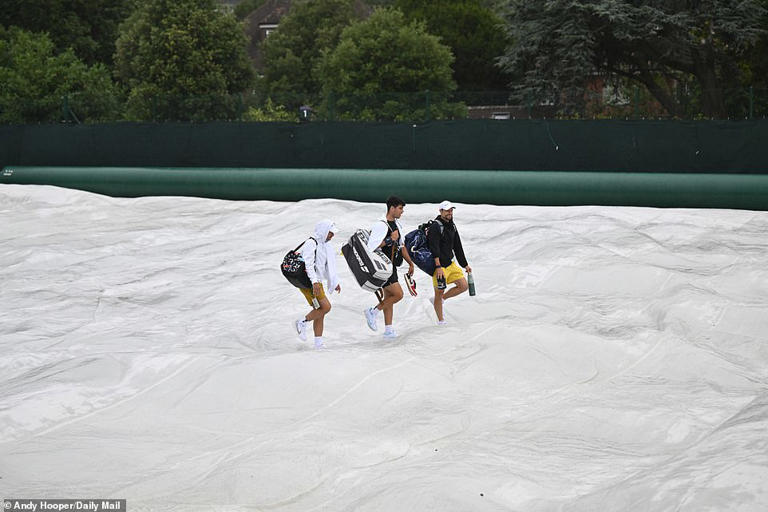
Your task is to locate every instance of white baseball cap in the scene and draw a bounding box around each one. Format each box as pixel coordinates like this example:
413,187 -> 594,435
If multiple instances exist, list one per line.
439,200 -> 456,211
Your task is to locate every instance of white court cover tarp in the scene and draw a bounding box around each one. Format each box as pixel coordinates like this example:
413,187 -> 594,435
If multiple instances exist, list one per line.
1,185 -> 767,511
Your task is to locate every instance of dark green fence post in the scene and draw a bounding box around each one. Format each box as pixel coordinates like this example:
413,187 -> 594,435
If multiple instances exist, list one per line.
60,95 -> 80,123
633,86 -> 640,119
326,91 -> 335,122
526,93 -> 533,119
425,90 -> 431,123
237,93 -> 244,120
61,95 -> 69,122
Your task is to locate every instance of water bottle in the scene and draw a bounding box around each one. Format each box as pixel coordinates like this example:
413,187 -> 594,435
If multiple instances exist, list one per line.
312,297 -> 320,309
436,272 -> 447,290
468,271 -> 476,296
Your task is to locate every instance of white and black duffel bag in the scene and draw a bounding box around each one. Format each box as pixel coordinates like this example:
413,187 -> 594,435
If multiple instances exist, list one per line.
341,229 -> 393,291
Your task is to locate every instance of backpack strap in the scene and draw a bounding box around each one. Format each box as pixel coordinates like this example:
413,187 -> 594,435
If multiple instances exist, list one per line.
381,220 -> 402,262
294,237 -> 318,254
381,219 -> 398,245
381,220 -> 400,265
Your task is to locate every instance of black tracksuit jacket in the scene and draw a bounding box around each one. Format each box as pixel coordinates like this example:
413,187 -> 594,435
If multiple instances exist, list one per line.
427,216 -> 468,268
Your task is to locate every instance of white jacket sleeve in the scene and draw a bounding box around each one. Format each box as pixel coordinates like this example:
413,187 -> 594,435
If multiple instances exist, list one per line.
301,239 -> 319,284
367,221 -> 390,252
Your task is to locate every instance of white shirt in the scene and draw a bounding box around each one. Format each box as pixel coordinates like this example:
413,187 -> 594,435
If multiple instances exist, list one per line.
367,218 -> 404,253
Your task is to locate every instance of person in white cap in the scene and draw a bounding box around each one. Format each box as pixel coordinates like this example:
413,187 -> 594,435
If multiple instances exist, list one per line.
294,219 -> 341,348
363,195 -> 415,338
427,200 -> 471,324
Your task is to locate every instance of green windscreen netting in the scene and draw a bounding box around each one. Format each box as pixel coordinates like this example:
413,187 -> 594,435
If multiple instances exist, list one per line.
1,120 -> 766,173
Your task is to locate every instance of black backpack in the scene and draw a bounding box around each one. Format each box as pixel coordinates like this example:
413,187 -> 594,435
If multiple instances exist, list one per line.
419,218 -> 444,237
281,238 -> 317,289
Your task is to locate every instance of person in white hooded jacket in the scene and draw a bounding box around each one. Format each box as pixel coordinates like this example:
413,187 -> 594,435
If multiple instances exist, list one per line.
294,220 -> 341,348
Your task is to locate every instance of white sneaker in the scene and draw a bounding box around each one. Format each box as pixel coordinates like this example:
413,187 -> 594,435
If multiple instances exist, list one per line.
364,307 -> 378,331
383,328 -> 397,339
314,337 -> 325,349
437,320 -> 448,326
295,319 -> 307,341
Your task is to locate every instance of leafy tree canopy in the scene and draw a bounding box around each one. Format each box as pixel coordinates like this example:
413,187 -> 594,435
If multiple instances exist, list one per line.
748,1 -> 768,92
2,0 -> 136,66
243,98 -> 296,121
115,0 -> 254,121
320,7 -> 463,121
260,0 -> 366,103
394,0 -> 510,91
499,0 -> 767,117
234,0 -> 268,19
0,27 -> 120,123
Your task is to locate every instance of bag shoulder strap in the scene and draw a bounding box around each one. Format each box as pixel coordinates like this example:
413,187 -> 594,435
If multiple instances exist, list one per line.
310,237 -> 318,256
380,220 -> 402,260
294,237 -> 318,253
430,218 -> 444,235
384,219 -> 406,237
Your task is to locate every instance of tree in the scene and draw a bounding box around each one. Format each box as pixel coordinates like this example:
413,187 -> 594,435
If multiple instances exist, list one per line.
234,0 -> 267,19
114,0 -> 254,121
243,98 -> 296,121
745,0 -> 768,115
394,0 -> 510,92
319,8 -> 464,121
498,0 -> 767,118
2,0 -> 136,66
0,27 -> 120,123
260,0 -> 367,104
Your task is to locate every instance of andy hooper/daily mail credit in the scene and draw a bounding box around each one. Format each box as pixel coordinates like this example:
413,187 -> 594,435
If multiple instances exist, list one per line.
3,500 -> 126,511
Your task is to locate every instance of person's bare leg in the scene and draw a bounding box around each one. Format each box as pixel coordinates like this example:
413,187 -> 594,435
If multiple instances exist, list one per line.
378,283 -> 403,326
433,287 -> 445,321
443,278 -> 468,301
305,298 -> 331,337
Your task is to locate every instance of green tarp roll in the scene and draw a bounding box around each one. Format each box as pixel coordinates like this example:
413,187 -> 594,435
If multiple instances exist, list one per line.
2,166 -> 767,210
